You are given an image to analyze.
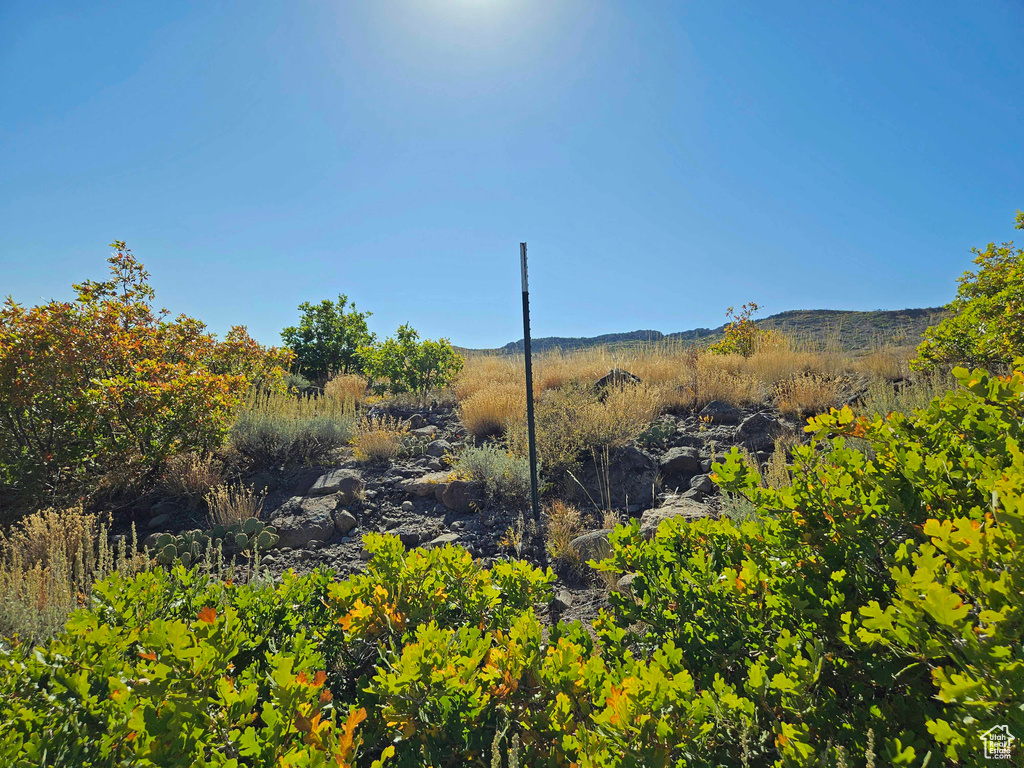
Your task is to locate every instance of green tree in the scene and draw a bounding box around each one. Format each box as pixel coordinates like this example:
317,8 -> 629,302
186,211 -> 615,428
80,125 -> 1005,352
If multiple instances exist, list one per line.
358,324 -> 464,395
913,210 -> 1024,370
280,295 -> 375,383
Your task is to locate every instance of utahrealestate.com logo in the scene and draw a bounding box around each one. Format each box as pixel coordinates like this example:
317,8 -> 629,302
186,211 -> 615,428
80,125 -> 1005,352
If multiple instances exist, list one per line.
981,725 -> 1016,760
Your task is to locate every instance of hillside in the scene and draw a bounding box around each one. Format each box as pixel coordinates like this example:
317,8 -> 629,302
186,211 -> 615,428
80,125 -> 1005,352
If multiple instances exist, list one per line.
481,307 -> 948,355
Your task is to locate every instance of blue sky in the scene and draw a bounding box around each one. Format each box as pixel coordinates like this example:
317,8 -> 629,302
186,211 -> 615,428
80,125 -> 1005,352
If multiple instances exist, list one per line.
1,1 -> 1021,349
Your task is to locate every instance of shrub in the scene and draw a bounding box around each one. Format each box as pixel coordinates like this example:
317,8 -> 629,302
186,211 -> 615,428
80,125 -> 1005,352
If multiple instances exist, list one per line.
914,210 -> 1024,371
351,414 -> 408,463
708,302 -> 771,357
358,323 -> 464,395
459,382 -> 524,438
0,509 -> 143,642
160,452 -> 226,511
280,294 -> 375,382
205,482 -> 265,527
325,372 -> 369,404
230,411 -> 355,468
0,243 -> 290,508
451,444 -> 531,503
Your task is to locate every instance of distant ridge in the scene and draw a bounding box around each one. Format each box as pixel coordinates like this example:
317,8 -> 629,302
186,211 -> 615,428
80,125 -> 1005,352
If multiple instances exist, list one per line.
465,307 -> 948,355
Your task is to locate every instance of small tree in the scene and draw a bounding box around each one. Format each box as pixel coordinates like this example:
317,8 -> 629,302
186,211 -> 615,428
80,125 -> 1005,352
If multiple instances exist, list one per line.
913,210 -> 1024,371
358,324 -> 464,395
280,295 -> 375,383
708,302 -> 767,357
0,242 -> 290,506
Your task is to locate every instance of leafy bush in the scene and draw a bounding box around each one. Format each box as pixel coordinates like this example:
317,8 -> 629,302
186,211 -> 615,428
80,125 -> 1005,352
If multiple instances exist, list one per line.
5,365 -> 1024,765
451,444 -> 530,503
707,302 -> 782,357
0,243 -> 290,507
230,411 -> 355,469
281,294 -> 375,382
358,324 -> 464,395
914,210 -> 1024,370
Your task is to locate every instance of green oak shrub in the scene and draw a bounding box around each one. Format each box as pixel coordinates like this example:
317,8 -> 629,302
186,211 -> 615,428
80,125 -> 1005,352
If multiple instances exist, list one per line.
3,365 -> 1024,766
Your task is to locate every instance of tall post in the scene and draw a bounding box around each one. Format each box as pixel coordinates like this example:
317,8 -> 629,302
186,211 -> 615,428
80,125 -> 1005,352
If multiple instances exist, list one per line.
521,243 -> 541,524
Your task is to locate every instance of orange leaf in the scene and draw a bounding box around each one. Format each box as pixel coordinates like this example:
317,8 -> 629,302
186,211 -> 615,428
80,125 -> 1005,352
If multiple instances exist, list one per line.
138,650 -> 157,661
314,670 -> 327,687
198,606 -> 217,624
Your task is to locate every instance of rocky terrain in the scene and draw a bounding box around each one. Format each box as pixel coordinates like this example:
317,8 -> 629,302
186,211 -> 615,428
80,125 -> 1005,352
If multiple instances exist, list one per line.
132,376 -> 810,627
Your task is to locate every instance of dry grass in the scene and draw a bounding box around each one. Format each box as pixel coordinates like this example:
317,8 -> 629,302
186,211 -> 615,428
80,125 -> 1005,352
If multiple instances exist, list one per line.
0,507 -> 145,641
325,373 -> 369,405
545,499 -> 585,574
773,374 -> 845,418
206,483 -> 265,527
162,452 -> 226,511
351,414 -> 409,463
460,382 -> 526,438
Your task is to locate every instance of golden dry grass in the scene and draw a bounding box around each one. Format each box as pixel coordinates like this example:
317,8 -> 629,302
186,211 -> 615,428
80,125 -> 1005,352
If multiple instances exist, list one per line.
325,373 -> 369,404
351,414 -> 409,463
773,374 -> 845,418
545,499 -> 584,573
206,483 -> 265,527
459,382 -> 526,438
161,452 -> 226,511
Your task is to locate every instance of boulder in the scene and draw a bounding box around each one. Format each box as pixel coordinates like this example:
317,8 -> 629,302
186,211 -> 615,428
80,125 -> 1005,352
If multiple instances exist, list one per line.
639,497 -> 709,539
659,446 -> 701,476
689,474 -> 716,496
574,446 -> 657,512
401,500 -> 414,512
333,509 -> 358,535
423,532 -> 460,549
440,480 -> 484,514
426,438 -> 452,458
594,368 -> 641,395
569,529 -> 614,563
737,412 -> 781,451
406,413 -> 427,430
698,400 -> 742,425
411,425 -> 439,438
401,472 -> 450,497
271,496 -> 337,549
396,528 -> 421,548
552,589 -> 573,611
308,469 -> 364,503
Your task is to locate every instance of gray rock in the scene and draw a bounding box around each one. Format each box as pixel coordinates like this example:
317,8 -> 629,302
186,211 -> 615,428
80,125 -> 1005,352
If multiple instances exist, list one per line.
689,474 -> 716,495
305,540 -> 323,551
308,469 -> 364,503
700,459 -> 713,474
680,488 -> 706,501
411,425 -> 439,438
426,439 -> 452,458
401,472 -> 450,497
397,529 -> 421,548
639,497 -> 709,538
698,400 -> 742,425
569,529 -> 614,563
407,414 -> 427,430
574,446 -> 657,512
659,446 -> 700,476
333,509 -> 358,535
441,480 -> 483,514
401,500 -> 414,512
617,573 -> 638,592
738,412 -> 781,451
147,514 -> 171,530
426,458 -> 444,471
270,496 -> 337,549
552,589 -> 573,611
423,532 -> 460,549
594,368 -> 641,394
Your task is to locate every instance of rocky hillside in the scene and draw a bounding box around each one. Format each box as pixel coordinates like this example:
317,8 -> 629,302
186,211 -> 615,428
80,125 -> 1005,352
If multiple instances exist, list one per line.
134,388 -> 818,625
481,307 -> 947,355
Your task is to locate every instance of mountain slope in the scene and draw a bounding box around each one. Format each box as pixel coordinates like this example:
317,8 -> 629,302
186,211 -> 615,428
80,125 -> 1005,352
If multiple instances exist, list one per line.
476,307 -> 948,355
